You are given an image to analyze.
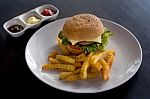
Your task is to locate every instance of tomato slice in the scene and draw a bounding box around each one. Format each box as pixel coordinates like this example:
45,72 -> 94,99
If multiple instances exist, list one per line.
69,45 -> 81,50
67,45 -> 83,55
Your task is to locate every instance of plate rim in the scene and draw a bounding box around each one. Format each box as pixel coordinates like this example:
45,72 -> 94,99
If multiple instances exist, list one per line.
25,17 -> 143,93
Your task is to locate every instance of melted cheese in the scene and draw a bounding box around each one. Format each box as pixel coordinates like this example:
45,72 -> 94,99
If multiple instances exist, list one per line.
70,36 -> 101,45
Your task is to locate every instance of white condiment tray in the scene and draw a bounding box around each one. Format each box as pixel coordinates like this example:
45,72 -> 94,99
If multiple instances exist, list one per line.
3,4 -> 59,37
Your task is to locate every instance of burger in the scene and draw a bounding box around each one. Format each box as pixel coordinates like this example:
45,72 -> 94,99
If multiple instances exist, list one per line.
57,13 -> 113,54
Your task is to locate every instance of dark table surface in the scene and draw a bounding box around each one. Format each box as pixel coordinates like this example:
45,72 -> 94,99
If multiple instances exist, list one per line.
0,0 -> 150,98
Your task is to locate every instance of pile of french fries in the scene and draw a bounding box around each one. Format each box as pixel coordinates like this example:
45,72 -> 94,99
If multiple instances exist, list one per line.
42,49 -> 115,82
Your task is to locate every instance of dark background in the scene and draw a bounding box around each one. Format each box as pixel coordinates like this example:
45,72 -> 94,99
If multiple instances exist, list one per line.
0,0 -> 150,98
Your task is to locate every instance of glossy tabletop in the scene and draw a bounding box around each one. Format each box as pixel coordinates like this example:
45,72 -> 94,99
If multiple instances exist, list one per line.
0,0 -> 150,98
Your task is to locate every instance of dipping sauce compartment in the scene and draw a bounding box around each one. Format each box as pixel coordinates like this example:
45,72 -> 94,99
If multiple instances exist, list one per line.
3,4 -> 59,37
37,4 -> 59,21
3,18 -> 27,37
20,11 -> 42,29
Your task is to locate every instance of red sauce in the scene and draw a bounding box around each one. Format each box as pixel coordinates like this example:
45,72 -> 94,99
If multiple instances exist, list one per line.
41,8 -> 54,16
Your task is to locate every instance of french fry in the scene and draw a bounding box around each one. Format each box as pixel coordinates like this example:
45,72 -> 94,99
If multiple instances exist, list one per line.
87,67 -> 92,73
60,72 -> 73,79
99,59 -> 110,80
42,64 -> 75,71
87,72 -> 100,79
65,75 -> 80,82
68,55 -> 76,59
80,53 -> 93,79
48,57 -> 61,64
106,53 -> 115,69
90,67 -> 97,73
74,68 -> 81,74
76,53 -> 86,62
48,51 -> 58,58
91,50 -> 115,66
95,62 -> 102,71
57,38 -> 70,54
91,62 -> 102,73
65,72 -> 99,82
60,68 -> 81,80
56,55 -> 75,64
74,62 -> 82,68
58,68 -> 71,72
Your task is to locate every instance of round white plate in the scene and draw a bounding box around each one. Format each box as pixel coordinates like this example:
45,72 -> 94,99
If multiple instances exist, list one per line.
25,18 -> 142,93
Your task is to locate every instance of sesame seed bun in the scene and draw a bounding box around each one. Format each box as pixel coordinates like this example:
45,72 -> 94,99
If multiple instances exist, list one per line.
62,13 -> 104,41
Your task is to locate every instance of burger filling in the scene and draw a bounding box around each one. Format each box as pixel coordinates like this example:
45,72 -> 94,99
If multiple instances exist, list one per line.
58,28 -> 113,54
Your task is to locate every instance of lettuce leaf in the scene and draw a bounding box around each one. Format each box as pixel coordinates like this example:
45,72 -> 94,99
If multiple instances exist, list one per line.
81,28 -> 114,53
82,43 -> 98,54
101,28 -> 114,46
58,31 -> 71,45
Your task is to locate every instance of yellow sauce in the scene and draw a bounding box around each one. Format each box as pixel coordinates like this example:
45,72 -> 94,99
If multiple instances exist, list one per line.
26,16 -> 40,24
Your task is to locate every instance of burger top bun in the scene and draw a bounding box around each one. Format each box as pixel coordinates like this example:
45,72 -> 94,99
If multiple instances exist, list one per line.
62,13 -> 104,41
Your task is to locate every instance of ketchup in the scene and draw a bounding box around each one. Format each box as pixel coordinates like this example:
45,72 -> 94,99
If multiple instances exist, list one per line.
41,8 -> 54,16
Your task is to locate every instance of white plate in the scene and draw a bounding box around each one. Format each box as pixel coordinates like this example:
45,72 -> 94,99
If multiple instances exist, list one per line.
25,18 -> 142,93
